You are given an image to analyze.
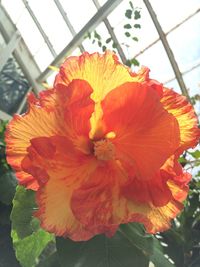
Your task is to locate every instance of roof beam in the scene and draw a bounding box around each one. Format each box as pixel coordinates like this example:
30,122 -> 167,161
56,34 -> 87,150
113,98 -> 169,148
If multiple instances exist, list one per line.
38,0 -> 124,82
54,0 -> 85,53
143,0 -> 190,100
22,0 -> 57,57
0,4 -> 43,93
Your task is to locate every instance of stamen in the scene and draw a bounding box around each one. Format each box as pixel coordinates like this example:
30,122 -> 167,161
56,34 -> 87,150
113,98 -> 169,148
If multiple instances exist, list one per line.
94,139 -> 115,161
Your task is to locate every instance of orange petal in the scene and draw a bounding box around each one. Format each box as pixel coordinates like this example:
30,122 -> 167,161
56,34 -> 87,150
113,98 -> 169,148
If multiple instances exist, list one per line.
161,88 -> 200,154
54,51 -> 134,103
71,158 -> 188,236
6,80 -> 95,190
102,82 -> 180,180
22,135 -> 98,241
71,162 -> 124,237
121,171 -> 172,207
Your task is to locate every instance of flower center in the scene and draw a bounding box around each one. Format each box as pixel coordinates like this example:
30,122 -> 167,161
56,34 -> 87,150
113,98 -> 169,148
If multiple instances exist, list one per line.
94,139 -> 115,161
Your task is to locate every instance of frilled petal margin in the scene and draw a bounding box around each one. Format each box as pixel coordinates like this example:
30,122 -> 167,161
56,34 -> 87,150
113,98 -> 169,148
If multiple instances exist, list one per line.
71,159 -> 189,236
161,88 -> 200,154
101,82 -> 180,180
22,135 -> 99,241
6,79 -> 95,190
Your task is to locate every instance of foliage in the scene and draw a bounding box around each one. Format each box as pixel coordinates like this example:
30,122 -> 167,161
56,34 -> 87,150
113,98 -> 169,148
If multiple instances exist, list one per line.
85,1 -> 141,67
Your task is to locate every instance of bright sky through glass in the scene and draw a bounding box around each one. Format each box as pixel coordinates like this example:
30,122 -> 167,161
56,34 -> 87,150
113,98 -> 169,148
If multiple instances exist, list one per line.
2,0 -> 200,109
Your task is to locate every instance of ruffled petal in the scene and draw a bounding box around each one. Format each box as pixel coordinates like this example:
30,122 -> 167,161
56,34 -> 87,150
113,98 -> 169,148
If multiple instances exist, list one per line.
71,157 -> 189,235
161,88 -> 200,154
22,135 -> 98,240
102,82 -> 180,180
54,51 -> 134,103
6,80 -> 95,189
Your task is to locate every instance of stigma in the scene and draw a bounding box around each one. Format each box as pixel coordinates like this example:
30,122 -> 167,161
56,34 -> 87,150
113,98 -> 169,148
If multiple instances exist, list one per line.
94,139 -> 115,161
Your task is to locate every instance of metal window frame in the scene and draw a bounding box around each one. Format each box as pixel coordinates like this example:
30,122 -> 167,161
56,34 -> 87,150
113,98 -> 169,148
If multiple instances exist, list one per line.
53,0 -> 85,53
37,0 -> 124,82
143,0 -> 191,100
21,0 -> 57,57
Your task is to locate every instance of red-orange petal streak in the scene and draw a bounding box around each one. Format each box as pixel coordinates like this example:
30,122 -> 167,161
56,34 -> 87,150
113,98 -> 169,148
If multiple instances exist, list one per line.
161,88 -> 200,154
6,79 -> 95,190
102,82 -> 180,180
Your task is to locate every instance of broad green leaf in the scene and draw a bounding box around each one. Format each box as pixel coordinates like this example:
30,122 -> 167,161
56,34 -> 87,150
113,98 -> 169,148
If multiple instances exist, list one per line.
119,223 -> 154,255
125,9 -> 132,19
56,225 -> 150,267
150,237 -> 175,267
11,186 -> 54,267
11,186 -> 38,239
12,229 -> 53,267
0,171 -> 17,205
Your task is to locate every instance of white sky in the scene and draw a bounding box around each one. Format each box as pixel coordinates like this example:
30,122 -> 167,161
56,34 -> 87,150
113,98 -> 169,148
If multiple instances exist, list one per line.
1,0 -> 200,114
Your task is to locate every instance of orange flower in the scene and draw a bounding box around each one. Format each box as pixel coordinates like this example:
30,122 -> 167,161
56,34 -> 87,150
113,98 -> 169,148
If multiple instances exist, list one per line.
6,51 -> 200,241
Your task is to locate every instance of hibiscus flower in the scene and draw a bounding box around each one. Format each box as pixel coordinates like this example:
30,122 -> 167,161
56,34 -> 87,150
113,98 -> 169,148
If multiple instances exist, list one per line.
6,51 -> 200,241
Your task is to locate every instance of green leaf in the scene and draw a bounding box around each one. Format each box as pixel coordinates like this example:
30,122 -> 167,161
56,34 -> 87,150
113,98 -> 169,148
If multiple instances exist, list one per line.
11,186 -> 54,267
129,1 -> 134,9
188,150 -> 200,159
56,226 -> 150,267
119,223 -> 154,255
0,171 -> 17,205
128,58 -> 140,66
134,24 -> 141,29
102,45 -> 107,52
11,186 -> 38,239
134,10 -> 141,20
150,237 -> 175,267
106,37 -> 112,44
125,9 -> 132,19
12,229 -> 53,267
132,36 -> 139,41
94,31 -> 101,40
98,41 -> 102,47
125,32 -> 131,37
124,24 -> 132,29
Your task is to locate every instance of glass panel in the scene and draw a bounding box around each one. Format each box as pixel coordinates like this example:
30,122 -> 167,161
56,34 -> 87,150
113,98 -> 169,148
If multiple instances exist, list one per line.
135,41 -> 174,83
34,44 -> 54,71
183,67 -> 200,97
13,8 -> 45,56
0,57 -> 30,115
167,13 -> 200,72
27,0 -> 73,54
58,0 -> 97,32
2,0 -> 25,24
150,0 -> 200,32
